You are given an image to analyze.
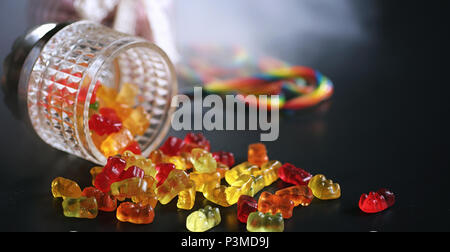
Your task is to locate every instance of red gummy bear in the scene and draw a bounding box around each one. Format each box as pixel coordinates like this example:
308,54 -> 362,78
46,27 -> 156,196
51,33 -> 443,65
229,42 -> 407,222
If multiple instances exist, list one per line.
94,156 -> 127,193
118,166 -> 145,181
278,163 -> 313,186
122,141 -> 142,155
377,188 -> 396,207
212,151 -> 235,167
359,192 -> 389,213
237,195 -> 258,223
183,133 -> 211,152
82,187 -> 117,212
155,163 -> 176,187
89,108 -> 122,136
159,136 -> 185,156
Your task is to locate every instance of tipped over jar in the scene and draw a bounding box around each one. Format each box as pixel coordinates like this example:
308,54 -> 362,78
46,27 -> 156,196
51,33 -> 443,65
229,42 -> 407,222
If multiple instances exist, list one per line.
3,21 -> 177,165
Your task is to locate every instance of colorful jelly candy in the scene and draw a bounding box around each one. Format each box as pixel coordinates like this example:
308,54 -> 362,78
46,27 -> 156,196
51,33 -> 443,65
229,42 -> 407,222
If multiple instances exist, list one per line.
237,195 -> 258,223
116,202 -> 155,224
156,169 -> 190,205
110,176 -> 158,208
202,183 -> 231,207
212,151 -> 235,167
278,163 -> 313,186
82,187 -> 117,212
258,191 -> 295,219
167,156 -> 189,171
155,163 -> 176,187
148,149 -> 167,165
216,163 -> 230,179
160,136 -> 185,156
183,133 -> 211,152
51,177 -> 82,199
255,160 -> 282,186
123,106 -> 150,136
247,212 -> 284,232
121,151 -> 156,178
225,162 -> 259,185
186,205 -> 221,232
359,192 -> 388,214
248,143 -> 269,167
190,148 -> 217,174
189,171 -> 221,193
94,156 -> 127,193
377,188 -> 396,207
62,197 -> 98,219
177,180 -> 196,210
88,108 -> 123,136
100,128 -> 134,158
308,174 -> 341,200
275,185 -> 314,207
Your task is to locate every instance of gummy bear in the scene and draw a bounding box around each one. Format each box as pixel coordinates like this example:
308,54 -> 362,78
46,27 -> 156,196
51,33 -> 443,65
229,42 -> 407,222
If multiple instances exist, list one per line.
212,151 -> 235,168
254,160 -> 282,186
377,188 -> 396,207
202,182 -> 231,207
183,133 -> 211,152
96,85 -> 118,108
247,212 -> 284,232
121,151 -> 156,178
123,106 -> 150,136
248,143 -> 269,167
258,191 -> 295,219
118,166 -> 145,181
308,174 -> 341,200
51,177 -> 82,199
155,163 -> 176,187
94,156 -> 127,193
148,149 -> 167,165
62,197 -> 98,219
160,136 -> 185,156
189,171 -> 221,193
186,205 -> 221,232
88,108 -> 123,136
225,162 -> 259,185
278,163 -> 312,186
82,187 -> 117,212
177,180 -> 196,210
156,169 -> 190,205
275,185 -> 314,207
167,156 -> 189,171
216,163 -> 230,179
115,83 -> 140,107
190,148 -> 217,174
116,202 -> 155,224
237,195 -> 258,223
100,127 -> 134,158
110,176 -> 158,208
359,192 -> 389,213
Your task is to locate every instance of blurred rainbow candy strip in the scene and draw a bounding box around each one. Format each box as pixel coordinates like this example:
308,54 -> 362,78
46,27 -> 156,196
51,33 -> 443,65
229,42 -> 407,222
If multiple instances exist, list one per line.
178,46 -> 334,110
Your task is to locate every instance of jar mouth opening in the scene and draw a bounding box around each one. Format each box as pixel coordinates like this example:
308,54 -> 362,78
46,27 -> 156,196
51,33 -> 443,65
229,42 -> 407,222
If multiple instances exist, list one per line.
83,40 -> 178,165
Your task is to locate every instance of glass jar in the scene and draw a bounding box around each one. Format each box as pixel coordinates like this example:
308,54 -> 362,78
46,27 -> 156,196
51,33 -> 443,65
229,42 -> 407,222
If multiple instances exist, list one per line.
3,21 -> 177,165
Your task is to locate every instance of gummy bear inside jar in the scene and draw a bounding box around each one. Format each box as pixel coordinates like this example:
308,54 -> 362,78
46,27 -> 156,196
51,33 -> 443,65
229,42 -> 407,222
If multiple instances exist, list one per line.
78,45 -> 176,164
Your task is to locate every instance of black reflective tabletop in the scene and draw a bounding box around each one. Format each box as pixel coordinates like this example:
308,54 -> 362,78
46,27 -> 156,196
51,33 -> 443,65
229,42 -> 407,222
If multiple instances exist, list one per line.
0,0 -> 448,232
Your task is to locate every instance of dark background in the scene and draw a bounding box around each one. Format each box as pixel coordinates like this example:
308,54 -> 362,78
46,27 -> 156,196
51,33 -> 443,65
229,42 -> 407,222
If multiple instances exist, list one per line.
0,0 -> 448,232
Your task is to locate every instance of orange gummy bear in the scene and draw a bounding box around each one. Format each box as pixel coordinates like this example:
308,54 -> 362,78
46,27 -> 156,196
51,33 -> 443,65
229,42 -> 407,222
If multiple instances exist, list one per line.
258,191 -> 295,219
248,143 -> 269,167
116,202 -> 155,224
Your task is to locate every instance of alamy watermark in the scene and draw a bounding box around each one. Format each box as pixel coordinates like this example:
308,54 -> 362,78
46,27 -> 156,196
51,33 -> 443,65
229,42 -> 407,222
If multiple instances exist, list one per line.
171,87 -> 279,141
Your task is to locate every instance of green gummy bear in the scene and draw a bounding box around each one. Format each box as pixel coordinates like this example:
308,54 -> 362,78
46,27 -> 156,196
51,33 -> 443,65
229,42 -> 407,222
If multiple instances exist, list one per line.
246,211 -> 284,232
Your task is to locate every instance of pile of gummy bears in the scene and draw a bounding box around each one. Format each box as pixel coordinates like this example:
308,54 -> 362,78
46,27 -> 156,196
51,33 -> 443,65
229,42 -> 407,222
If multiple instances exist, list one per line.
50,131 -> 396,232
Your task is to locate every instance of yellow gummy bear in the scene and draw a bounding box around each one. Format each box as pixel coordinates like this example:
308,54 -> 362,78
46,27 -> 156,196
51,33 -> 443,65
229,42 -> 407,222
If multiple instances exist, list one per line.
168,156 -> 189,171
156,170 -> 190,205
51,177 -> 82,199
225,162 -> 259,185
115,83 -> 139,107
186,205 -> 221,232
254,160 -> 282,186
110,176 -> 158,207
190,148 -> 217,173
123,106 -> 150,136
189,172 -> 221,193
225,174 -> 265,205
202,182 -> 231,207
121,151 -> 156,178
308,174 -> 341,200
